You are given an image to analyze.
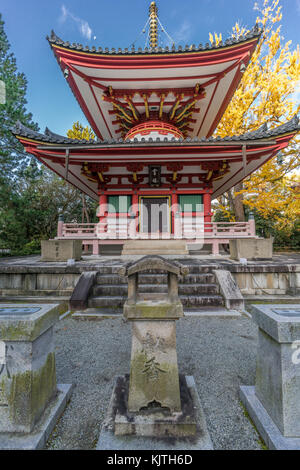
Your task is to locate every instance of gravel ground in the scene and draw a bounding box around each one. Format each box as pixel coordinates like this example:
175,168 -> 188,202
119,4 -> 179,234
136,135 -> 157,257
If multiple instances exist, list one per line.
46,314 -> 262,450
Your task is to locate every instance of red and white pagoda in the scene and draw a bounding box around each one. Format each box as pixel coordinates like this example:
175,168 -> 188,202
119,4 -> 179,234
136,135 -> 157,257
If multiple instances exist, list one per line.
13,2 -> 299,254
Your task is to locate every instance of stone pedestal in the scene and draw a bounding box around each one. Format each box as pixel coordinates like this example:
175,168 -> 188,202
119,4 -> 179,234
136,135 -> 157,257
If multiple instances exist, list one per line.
240,304 -> 300,450
229,238 -> 273,260
0,304 -> 73,449
97,375 -> 213,449
41,239 -> 82,262
129,319 -> 181,413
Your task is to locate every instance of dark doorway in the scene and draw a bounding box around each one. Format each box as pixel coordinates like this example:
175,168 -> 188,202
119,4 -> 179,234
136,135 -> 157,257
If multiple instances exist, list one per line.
141,197 -> 170,233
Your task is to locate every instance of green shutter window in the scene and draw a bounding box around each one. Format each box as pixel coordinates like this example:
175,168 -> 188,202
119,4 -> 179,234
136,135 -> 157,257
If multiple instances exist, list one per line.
108,196 -> 131,213
108,195 -> 118,213
178,195 -> 203,212
119,196 -> 130,213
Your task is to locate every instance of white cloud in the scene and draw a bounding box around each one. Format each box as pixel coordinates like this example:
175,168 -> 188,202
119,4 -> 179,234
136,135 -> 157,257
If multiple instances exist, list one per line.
59,5 -> 92,41
173,20 -> 192,44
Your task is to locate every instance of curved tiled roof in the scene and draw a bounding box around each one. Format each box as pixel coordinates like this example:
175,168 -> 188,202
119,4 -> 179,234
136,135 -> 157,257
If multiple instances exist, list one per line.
46,24 -> 262,56
12,115 -> 300,147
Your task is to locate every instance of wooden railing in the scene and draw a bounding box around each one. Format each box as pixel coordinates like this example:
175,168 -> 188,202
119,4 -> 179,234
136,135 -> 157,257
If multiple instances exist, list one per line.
57,219 -> 256,240
177,221 -> 256,238
60,223 -> 97,237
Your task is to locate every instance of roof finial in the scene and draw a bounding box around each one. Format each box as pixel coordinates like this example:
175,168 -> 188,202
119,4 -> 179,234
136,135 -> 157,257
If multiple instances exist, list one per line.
149,1 -> 158,49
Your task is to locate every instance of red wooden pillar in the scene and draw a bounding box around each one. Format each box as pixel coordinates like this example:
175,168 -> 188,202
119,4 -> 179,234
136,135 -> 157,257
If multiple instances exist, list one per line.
98,193 -> 107,233
203,192 -> 212,232
132,193 -> 139,237
171,192 -> 178,235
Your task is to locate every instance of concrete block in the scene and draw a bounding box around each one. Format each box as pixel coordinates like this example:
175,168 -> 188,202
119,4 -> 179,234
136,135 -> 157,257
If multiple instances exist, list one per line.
41,240 -> 82,262
230,238 -> 273,260
249,304 -> 300,438
0,304 -> 60,433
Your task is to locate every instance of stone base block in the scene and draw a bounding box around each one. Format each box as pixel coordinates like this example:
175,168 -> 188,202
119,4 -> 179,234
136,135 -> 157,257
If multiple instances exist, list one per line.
230,238 -> 273,260
96,375 -> 213,450
41,240 -> 82,262
240,386 -> 300,450
122,240 -> 188,255
0,384 -> 73,450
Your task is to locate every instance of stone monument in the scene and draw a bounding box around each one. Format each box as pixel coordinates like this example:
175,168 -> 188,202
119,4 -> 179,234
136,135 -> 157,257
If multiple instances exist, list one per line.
0,304 -> 73,449
41,239 -> 82,262
240,304 -> 300,450
229,238 -> 273,261
97,256 -> 213,450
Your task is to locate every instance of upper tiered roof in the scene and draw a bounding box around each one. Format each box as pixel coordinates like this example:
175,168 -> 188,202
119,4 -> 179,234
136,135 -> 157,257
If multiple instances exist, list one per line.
47,10 -> 261,142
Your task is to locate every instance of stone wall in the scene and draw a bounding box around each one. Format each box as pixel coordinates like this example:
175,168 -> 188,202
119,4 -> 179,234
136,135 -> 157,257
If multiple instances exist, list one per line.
0,263 -> 299,298
0,273 -> 80,297
233,271 -> 299,296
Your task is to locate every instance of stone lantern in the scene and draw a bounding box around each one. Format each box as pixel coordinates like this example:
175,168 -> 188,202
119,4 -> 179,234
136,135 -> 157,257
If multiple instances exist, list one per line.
119,255 -> 188,414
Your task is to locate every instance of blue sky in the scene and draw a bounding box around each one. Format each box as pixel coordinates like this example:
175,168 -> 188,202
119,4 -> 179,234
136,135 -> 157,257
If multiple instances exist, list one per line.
1,0 -> 300,135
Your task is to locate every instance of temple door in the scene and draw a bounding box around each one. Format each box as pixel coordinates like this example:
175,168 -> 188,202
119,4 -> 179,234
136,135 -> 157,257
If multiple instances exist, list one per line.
141,197 -> 170,233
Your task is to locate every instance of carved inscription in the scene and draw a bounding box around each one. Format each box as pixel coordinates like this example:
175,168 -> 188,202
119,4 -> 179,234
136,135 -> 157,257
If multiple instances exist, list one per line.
141,333 -> 166,381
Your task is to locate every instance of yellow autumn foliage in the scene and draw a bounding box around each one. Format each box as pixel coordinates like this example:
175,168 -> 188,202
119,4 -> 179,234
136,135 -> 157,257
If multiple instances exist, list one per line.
67,121 -> 95,141
210,0 -> 300,231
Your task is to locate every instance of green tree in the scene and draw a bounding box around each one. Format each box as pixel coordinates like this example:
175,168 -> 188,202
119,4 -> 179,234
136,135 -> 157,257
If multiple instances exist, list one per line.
0,165 -> 98,254
0,13 -> 38,181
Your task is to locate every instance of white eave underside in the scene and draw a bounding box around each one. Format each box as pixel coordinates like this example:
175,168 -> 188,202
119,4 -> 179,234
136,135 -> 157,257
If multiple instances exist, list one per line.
70,59 -> 239,140
39,148 -> 274,201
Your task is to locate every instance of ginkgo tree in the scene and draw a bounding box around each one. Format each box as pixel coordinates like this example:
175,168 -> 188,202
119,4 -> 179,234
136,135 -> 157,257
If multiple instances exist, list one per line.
211,0 -> 300,235
67,121 -> 95,141
67,121 -> 96,223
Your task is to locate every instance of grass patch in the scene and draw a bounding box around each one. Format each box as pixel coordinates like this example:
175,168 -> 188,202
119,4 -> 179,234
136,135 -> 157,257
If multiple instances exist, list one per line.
240,401 -> 268,450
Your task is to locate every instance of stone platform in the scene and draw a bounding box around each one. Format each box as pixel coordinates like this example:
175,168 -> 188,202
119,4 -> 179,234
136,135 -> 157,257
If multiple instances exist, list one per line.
97,375 -> 213,450
0,254 -> 299,302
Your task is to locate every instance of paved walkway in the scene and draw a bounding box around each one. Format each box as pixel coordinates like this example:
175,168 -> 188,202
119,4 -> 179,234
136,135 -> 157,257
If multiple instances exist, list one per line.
46,312 -> 264,450
0,252 -> 299,268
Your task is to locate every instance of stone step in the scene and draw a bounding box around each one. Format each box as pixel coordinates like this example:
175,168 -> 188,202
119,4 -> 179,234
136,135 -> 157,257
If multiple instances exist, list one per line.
72,308 -> 123,319
182,273 -> 216,284
95,272 -> 216,285
96,273 -> 128,284
88,294 -> 224,309
92,283 -> 219,296
180,295 -> 224,307
88,296 -> 126,308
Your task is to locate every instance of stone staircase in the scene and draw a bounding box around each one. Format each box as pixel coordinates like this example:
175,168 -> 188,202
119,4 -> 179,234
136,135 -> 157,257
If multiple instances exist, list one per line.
87,264 -> 224,311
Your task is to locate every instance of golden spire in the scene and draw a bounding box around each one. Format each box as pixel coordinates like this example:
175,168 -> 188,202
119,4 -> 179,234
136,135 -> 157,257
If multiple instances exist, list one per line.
149,1 -> 158,49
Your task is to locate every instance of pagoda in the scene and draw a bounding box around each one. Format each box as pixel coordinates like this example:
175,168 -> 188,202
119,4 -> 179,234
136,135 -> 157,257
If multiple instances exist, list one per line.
13,2 -> 299,254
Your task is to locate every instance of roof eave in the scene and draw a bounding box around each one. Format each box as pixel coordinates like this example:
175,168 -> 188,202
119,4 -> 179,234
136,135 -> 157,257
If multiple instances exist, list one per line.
46,25 -> 262,57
